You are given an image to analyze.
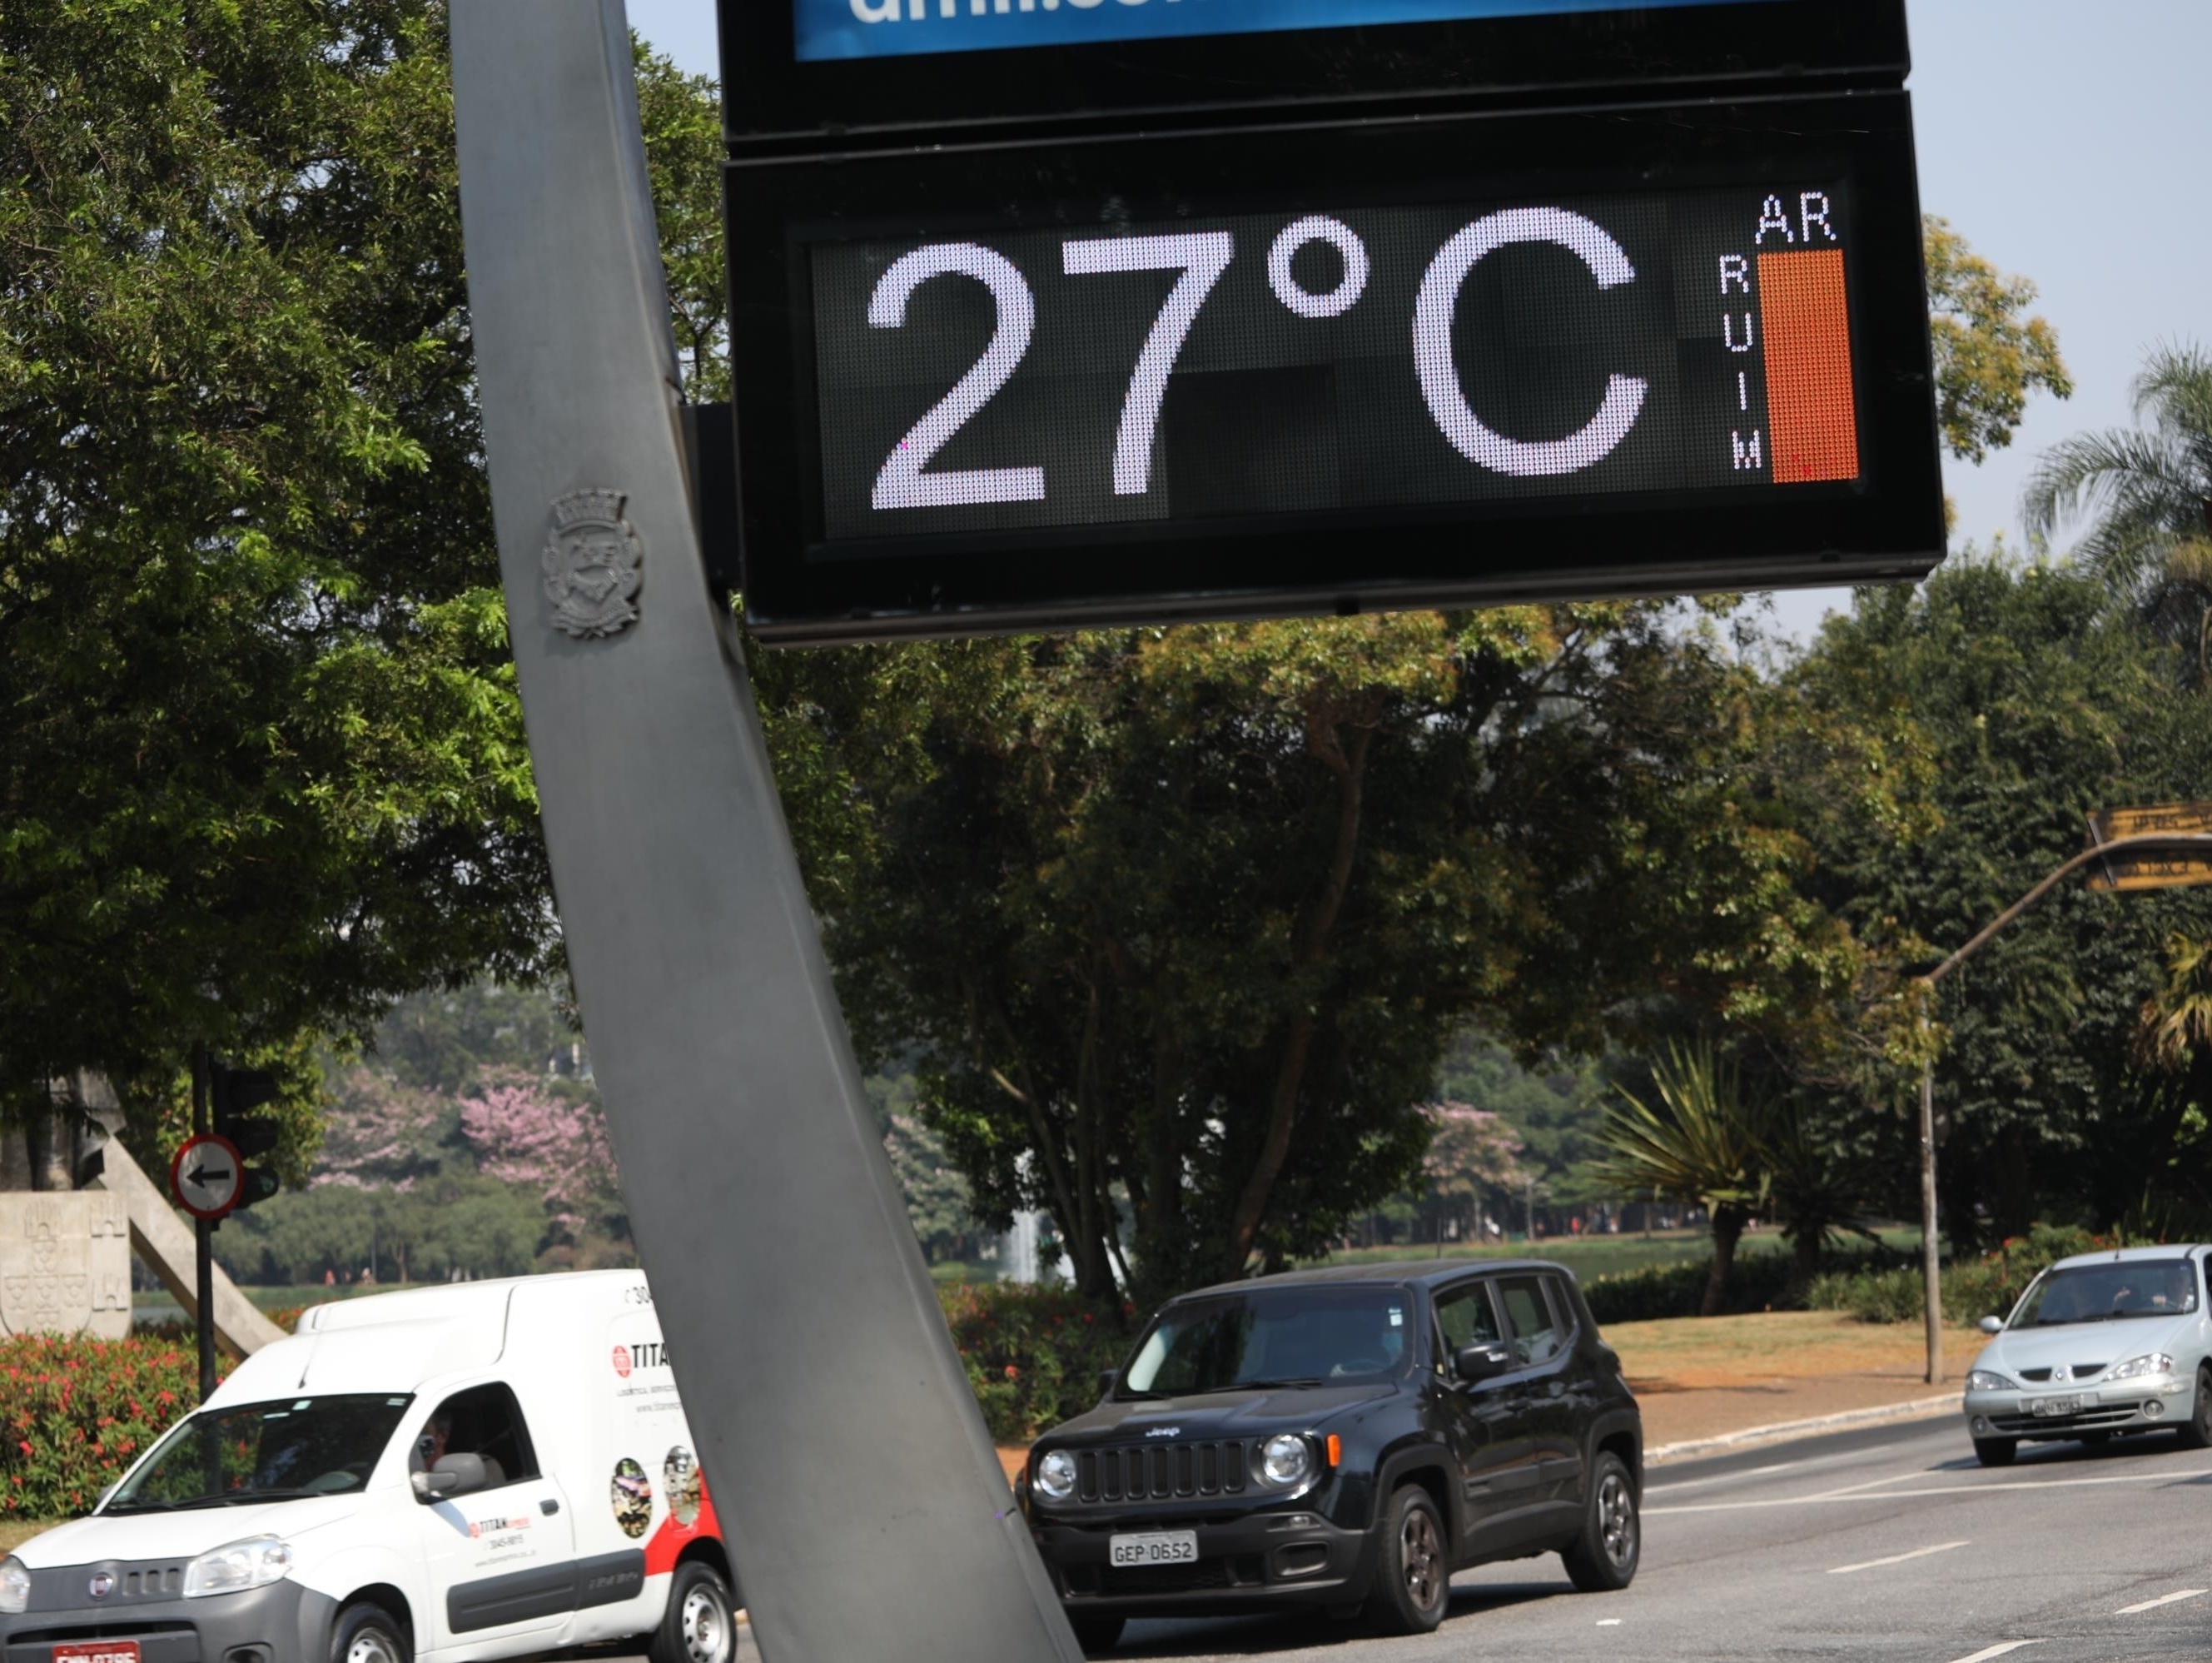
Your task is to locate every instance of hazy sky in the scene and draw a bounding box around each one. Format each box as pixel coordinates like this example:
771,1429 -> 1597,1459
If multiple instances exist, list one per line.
625,0 -> 2210,640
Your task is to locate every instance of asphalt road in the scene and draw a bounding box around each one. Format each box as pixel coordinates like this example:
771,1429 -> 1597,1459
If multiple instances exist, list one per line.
619,1415 -> 2212,1662
1100,1417 -> 2212,1663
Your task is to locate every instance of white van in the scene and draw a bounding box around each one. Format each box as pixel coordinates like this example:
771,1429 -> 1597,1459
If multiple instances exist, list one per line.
0,1272 -> 737,1663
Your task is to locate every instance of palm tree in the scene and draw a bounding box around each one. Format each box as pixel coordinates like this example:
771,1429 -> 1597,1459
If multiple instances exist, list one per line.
2138,934 -> 2212,1072
1597,1043 -> 1770,1317
2025,342 -> 2212,671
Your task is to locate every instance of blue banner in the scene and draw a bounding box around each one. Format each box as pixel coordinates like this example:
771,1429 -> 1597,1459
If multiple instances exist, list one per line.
795,0 -> 1778,64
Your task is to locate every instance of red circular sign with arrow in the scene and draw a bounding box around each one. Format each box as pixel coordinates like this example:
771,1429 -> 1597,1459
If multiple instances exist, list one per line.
171,1133 -> 246,1222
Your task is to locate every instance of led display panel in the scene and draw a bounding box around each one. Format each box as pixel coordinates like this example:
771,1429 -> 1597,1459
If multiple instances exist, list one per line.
728,95 -> 1943,643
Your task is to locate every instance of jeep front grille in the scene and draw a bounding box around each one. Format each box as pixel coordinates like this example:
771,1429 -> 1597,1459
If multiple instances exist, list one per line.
1078,1441 -> 1247,1502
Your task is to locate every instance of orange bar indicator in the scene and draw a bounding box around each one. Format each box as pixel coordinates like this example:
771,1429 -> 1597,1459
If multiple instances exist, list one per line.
1757,248 -> 1860,485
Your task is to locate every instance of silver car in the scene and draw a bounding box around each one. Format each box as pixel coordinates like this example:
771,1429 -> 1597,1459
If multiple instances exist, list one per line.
1962,1244 -> 2212,1466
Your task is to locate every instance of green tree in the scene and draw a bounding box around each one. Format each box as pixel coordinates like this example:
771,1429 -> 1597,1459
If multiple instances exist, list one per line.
2025,343 -> 2212,672
769,607 -> 1892,1300
1792,554 -> 2212,1239
0,3 -> 716,1169
1925,216 -> 2074,469
1598,1043 -> 1771,1317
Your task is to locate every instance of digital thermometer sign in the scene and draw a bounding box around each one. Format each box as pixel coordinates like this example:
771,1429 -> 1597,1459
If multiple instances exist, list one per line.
808,187 -> 1858,541
728,95 -> 1943,642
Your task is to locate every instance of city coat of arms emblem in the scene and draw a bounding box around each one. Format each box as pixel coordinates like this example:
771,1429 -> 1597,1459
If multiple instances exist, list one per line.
543,487 -> 644,639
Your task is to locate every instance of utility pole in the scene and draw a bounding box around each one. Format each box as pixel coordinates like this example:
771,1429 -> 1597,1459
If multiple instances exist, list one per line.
190,1044 -> 214,1404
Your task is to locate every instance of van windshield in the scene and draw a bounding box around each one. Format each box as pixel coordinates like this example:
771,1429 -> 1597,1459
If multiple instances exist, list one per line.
106,1394 -> 415,1512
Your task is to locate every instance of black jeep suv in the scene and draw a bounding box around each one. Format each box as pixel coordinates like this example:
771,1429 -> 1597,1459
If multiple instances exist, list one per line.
1018,1261 -> 1642,1651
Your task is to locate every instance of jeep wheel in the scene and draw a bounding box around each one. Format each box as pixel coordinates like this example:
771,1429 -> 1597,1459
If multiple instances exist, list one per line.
1973,1436 -> 2017,1467
650,1561 -> 735,1663
1364,1483 -> 1449,1636
1068,1614 -> 1125,1654
1563,1451 -> 1640,1593
332,1602 -> 409,1663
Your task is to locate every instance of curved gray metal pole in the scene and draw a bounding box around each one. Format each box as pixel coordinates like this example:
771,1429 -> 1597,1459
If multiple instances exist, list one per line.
450,8 -> 1075,1657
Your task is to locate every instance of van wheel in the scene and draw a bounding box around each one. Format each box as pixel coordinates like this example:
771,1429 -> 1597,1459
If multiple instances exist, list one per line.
1563,1451 -> 1640,1592
651,1561 -> 736,1663
332,1602 -> 409,1663
1364,1483 -> 1449,1636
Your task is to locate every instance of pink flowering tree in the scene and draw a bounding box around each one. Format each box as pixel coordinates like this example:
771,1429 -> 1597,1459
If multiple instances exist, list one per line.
314,1068 -> 453,1192
456,1067 -> 621,1233
1422,1102 -> 1526,1243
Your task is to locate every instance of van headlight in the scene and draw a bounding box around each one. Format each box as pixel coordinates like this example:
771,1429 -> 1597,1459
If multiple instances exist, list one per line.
1035,1449 -> 1077,1502
2106,1352 -> 2174,1382
1260,1435 -> 1315,1487
0,1555 -> 29,1614
182,1536 -> 292,1598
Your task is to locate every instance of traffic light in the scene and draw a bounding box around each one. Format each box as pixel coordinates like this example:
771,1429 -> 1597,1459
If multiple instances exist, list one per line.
210,1063 -> 283,1214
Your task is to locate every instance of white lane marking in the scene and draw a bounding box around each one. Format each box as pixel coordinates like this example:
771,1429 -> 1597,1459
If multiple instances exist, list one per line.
2115,1588 -> 2208,1615
1947,1645 -> 2042,1663
1648,1463 -> 2212,1516
1807,1467 -> 1941,1501
1827,1539 -> 1969,1576
1595,1618 -> 1622,1626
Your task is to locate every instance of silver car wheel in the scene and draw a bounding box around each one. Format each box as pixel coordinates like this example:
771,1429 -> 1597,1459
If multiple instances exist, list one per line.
681,1582 -> 732,1663
1598,1470 -> 1638,1570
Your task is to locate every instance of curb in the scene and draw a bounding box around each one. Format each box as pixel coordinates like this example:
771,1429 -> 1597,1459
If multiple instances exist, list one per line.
1644,1392 -> 1964,1466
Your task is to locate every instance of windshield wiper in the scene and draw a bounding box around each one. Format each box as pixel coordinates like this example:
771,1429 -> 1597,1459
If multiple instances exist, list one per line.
162,1488 -> 321,1511
1202,1377 -> 1326,1393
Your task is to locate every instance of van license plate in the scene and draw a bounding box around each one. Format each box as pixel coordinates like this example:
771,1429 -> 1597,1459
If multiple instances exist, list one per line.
2031,1395 -> 2083,1417
1110,1530 -> 1198,1567
54,1644 -> 140,1663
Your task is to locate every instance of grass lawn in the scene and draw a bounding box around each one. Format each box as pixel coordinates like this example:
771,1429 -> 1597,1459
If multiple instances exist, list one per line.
1301,1227 -> 1924,1283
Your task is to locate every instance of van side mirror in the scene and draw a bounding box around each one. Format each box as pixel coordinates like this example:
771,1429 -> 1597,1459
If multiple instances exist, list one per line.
411,1453 -> 489,1501
1454,1343 -> 1514,1385
1097,1368 -> 1118,1396
1978,1315 -> 2004,1336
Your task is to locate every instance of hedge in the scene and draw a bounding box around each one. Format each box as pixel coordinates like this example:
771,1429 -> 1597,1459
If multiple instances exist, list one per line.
0,1335 -> 199,1519
937,1282 -> 1131,1444
1807,1223 -> 2109,1326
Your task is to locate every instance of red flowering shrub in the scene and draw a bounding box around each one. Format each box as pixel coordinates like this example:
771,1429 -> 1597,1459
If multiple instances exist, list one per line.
937,1283 -> 1131,1443
0,1335 -> 201,1520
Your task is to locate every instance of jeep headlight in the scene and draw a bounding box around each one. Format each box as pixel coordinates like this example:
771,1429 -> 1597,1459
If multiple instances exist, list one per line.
0,1556 -> 28,1615
182,1536 -> 291,1598
1966,1370 -> 2017,1392
1260,1434 -> 1315,1488
2106,1352 -> 2175,1382
1035,1449 -> 1077,1502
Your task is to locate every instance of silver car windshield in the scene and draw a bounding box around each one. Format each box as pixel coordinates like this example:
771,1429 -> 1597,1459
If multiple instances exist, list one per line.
2011,1261 -> 2200,1328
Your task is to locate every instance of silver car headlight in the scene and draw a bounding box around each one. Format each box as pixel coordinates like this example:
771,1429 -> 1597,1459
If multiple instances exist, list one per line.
2105,1352 -> 2175,1382
1260,1434 -> 1315,1487
182,1536 -> 291,1598
1966,1370 -> 2017,1392
0,1555 -> 28,1615
1034,1449 -> 1077,1502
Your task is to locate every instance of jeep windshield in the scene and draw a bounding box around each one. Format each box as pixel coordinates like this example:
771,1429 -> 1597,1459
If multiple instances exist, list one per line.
2011,1260 -> 2199,1328
1118,1286 -> 1415,1397
105,1393 -> 415,1512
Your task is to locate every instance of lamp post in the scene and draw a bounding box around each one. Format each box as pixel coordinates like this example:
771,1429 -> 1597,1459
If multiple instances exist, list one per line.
1909,826 -> 2212,1385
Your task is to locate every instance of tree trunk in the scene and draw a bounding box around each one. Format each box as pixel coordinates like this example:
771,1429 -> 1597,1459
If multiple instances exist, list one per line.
1702,1205 -> 1746,1317
1225,715 -> 1376,1270
1792,1223 -> 1822,1287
